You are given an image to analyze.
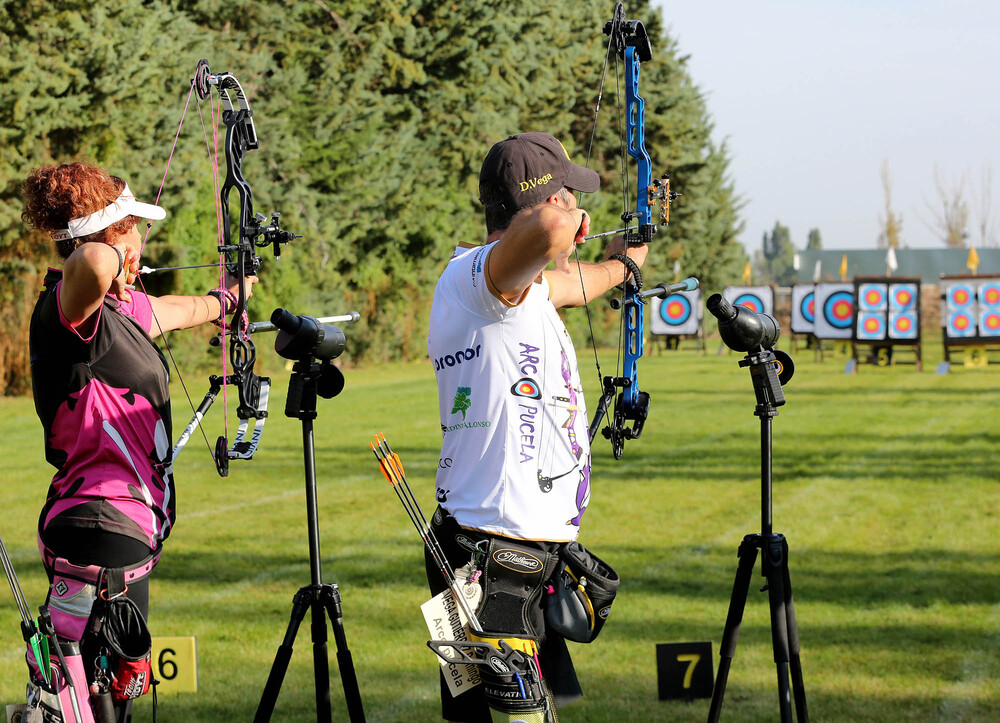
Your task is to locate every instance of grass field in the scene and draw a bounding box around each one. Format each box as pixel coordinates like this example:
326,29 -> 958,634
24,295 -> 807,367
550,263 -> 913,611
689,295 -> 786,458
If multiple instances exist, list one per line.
2,339 -> 998,721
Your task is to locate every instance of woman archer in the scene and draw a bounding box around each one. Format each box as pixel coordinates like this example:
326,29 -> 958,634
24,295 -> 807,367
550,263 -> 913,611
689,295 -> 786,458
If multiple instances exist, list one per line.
20,161 -> 256,720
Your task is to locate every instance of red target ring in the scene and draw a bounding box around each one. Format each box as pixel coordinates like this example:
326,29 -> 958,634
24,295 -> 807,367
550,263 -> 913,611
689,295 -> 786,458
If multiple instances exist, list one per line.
861,285 -> 886,309
733,293 -> 764,314
982,311 -> 1000,336
659,295 -> 692,325
510,377 -> 542,399
857,312 -> 885,339
800,293 -> 815,323
824,291 -> 854,328
948,285 -> 974,308
890,311 -> 918,339
891,285 -> 916,310
948,312 -> 975,337
980,283 -> 1000,308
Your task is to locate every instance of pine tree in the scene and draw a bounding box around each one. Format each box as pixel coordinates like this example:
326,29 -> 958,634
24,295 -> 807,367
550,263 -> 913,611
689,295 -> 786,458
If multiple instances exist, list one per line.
0,0 -> 746,390
755,221 -> 796,285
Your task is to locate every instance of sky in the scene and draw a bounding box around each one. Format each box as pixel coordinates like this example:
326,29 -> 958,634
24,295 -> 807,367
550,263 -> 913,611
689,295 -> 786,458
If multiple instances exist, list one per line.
651,0 -> 999,254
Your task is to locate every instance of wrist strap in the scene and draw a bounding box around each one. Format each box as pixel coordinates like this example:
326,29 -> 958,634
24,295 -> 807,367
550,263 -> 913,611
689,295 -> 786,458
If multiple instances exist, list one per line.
609,253 -> 642,288
206,287 -> 238,314
110,245 -> 124,279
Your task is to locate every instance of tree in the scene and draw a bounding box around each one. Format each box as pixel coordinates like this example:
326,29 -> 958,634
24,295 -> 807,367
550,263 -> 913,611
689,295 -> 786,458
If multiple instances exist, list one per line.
806,228 -> 822,250
920,165 -> 969,247
0,0 -> 745,391
878,159 -> 903,249
972,163 -> 998,248
753,221 -> 795,285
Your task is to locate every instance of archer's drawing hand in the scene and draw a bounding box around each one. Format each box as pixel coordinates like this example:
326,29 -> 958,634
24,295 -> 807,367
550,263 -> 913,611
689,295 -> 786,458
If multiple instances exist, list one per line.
554,209 -> 591,274
110,244 -> 140,303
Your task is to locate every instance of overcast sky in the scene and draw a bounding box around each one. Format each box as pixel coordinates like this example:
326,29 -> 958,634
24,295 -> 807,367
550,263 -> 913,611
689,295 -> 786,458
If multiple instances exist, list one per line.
651,0 -> 999,253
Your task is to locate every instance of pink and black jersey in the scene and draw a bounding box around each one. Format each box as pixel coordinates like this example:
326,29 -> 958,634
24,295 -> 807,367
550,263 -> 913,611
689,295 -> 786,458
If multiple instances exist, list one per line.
30,268 -> 175,551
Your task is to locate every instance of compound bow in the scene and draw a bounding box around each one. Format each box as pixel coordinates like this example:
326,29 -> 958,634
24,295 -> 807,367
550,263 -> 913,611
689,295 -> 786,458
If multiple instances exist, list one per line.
143,59 -> 298,477
583,2 -> 688,459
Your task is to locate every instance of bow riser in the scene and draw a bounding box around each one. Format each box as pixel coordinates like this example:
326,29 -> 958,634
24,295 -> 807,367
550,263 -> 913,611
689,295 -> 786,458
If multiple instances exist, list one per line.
624,45 -> 654,245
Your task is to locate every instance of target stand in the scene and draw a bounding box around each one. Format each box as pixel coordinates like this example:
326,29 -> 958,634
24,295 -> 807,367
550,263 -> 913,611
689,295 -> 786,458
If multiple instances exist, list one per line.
849,277 -> 922,371
940,274 -> 1000,366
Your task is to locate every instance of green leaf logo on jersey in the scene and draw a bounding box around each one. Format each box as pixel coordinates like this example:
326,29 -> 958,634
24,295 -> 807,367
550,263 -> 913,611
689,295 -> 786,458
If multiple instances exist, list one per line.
451,387 -> 472,419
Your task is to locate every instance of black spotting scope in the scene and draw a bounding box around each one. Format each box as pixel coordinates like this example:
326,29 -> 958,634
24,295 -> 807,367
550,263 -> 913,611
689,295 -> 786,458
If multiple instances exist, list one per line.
707,293 -> 780,352
271,309 -> 346,362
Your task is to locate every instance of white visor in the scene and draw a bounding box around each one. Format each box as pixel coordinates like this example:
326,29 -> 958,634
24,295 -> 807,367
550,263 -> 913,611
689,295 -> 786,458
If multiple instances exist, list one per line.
50,183 -> 166,242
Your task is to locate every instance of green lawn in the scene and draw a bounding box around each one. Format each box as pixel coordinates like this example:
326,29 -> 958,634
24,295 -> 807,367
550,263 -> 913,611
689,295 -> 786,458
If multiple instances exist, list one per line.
2,340 -> 998,721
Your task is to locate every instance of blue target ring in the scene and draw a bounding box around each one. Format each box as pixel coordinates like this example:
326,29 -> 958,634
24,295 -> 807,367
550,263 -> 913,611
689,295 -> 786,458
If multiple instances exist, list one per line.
823,290 -> 854,329
800,292 -> 815,323
733,293 -> 764,314
947,284 -> 975,309
659,295 -> 692,326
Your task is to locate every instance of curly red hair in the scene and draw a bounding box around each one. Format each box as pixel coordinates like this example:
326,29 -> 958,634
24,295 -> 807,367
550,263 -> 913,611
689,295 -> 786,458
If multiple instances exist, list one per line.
21,163 -> 139,258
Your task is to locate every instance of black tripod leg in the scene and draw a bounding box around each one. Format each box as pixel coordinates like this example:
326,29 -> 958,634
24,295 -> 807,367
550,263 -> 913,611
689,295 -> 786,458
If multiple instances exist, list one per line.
762,534 -> 794,723
782,540 -> 809,722
311,593 -> 334,723
322,586 -> 366,723
255,589 -> 311,723
708,535 -> 760,723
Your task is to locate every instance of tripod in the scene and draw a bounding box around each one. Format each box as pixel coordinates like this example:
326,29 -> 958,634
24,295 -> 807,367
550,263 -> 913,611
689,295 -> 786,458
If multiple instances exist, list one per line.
254,356 -> 366,722
707,348 -> 808,723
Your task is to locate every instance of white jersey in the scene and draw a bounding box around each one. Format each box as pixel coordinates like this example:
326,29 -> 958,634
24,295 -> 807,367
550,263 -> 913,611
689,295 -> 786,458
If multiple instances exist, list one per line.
428,242 -> 591,541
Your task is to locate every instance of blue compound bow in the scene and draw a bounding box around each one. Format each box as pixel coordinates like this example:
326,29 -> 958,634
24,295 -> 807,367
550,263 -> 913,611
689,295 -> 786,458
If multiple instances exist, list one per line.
585,2 -> 685,459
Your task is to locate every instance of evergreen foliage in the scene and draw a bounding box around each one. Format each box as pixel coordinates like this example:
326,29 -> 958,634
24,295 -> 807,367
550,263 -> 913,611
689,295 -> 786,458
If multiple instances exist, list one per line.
0,0 -> 743,393
755,220 -> 796,285
807,227 -> 822,250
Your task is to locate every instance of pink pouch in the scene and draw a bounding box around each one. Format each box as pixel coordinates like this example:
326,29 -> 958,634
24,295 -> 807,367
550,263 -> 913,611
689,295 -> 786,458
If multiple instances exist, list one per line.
26,646 -> 95,723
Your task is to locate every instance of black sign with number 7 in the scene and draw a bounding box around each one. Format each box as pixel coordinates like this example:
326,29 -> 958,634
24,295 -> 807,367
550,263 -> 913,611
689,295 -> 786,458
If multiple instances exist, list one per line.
656,641 -> 714,700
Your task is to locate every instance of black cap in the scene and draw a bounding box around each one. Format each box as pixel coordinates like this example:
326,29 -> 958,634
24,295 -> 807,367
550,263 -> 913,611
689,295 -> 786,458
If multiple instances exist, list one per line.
479,132 -> 600,213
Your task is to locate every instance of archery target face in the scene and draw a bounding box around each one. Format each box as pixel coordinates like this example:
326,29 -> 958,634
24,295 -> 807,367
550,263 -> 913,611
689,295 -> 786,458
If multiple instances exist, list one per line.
979,281 -> 1000,309
946,283 -> 975,310
858,283 -> 888,311
722,286 -> 774,316
889,311 -> 918,339
651,289 -> 701,336
790,284 -> 815,334
980,309 -> 1000,337
813,283 -> 855,339
946,311 -> 977,338
889,283 -> 917,312
857,312 -> 887,341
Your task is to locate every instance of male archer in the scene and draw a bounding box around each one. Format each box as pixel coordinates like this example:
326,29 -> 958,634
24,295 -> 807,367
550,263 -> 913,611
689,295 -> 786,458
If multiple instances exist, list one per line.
426,132 -> 647,722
